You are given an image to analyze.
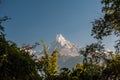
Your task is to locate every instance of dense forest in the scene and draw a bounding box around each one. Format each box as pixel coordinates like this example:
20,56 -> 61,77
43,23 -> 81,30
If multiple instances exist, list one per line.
0,0 -> 120,80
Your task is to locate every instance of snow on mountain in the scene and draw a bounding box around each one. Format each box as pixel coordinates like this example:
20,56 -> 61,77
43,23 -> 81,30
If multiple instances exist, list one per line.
47,34 -> 80,57
45,34 -> 83,69
36,34 -> 83,69
27,34 -> 114,69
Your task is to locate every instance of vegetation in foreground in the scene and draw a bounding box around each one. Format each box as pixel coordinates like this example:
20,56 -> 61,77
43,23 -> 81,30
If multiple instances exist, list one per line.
0,0 -> 120,80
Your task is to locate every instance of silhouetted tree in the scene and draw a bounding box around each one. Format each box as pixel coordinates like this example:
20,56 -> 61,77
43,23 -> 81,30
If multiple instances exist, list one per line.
0,17 -> 41,80
91,0 -> 120,54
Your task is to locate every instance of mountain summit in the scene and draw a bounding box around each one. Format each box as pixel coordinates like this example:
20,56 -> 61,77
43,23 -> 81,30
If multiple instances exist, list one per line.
47,34 -> 80,57
38,34 -> 82,69
56,34 -> 67,46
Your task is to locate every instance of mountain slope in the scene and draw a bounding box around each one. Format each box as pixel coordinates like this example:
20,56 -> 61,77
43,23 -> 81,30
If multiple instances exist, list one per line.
46,34 -> 83,69
47,34 -> 80,57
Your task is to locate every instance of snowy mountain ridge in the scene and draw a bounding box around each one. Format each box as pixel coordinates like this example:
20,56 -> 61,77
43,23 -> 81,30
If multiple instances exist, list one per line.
47,34 -> 80,57
33,34 -> 112,69
34,34 -> 82,69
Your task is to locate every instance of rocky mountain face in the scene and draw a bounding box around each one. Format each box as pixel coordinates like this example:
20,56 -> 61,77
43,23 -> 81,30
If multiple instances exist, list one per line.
34,34 -> 83,69
46,34 -> 83,69
29,34 -> 112,69
47,34 -> 80,56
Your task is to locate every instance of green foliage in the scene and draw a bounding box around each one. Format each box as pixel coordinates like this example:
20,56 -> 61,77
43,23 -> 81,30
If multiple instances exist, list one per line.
41,40 -> 48,59
92,0 -> 120,39
36,41 -> 58,80
92,0 -> 120,54
1,0 -> 120,79
0,17 -> 41,80
0,41 -> 39,80
101,52 -> 120,79
74,42 -> 120,80
80,41 -> 105,65
115,40 -> 120,54
78,42 -> 105,80
58,68 -> 72,80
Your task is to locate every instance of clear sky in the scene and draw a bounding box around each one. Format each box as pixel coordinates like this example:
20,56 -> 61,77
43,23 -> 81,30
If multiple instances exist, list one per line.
0,0 -> 116,51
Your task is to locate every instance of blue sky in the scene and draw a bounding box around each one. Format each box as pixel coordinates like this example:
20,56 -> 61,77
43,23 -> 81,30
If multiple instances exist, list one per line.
0,0 -> 116,51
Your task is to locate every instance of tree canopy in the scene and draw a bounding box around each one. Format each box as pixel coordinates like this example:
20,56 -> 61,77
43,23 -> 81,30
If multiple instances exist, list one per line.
92,0 -> 120,40
0,17 -> 41,80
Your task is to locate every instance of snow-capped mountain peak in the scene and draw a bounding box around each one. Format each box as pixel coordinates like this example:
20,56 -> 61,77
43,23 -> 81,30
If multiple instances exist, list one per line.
56,34 -> 67,46
47,34 -> 80,57
39,34 -> 82,69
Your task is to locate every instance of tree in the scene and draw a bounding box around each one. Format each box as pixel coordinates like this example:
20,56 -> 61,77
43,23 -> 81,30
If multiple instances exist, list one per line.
101,51 -> 120,80
92,0 -> 120,39
91,0 -> 120,53
0,17 -> 41,80
58,68 -> 72,80
90,0 -> 120,79
79,42 -> 105,80
36,40 -> 58,80
80,41 -> 105,65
